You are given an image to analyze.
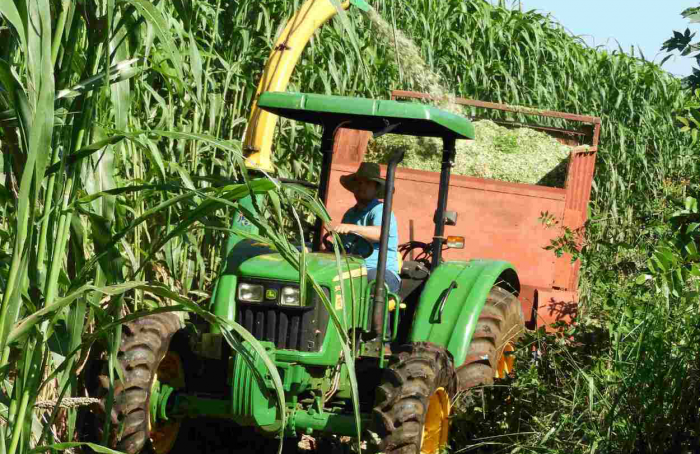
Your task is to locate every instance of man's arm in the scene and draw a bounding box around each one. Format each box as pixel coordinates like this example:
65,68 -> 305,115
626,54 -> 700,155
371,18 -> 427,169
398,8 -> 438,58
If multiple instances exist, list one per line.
331,223 -> 381,243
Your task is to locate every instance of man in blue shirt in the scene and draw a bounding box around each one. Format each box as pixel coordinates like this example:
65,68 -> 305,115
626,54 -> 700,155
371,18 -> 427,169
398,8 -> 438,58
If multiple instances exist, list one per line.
330,162 -> 401,293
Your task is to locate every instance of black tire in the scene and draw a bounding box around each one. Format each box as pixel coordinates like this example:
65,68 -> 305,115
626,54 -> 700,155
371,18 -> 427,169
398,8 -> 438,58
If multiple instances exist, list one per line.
372,342 -> 458,454
456,286 -> 525,392
93,312 -> 183,454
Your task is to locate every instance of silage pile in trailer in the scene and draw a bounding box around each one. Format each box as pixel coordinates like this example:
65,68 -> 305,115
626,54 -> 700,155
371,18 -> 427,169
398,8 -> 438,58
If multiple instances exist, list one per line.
365,120 -> 573,187
364,7 -> 572,187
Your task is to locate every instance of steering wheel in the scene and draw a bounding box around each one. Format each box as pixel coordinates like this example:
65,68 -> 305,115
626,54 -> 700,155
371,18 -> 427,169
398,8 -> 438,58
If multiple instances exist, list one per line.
322,231 -> 374,259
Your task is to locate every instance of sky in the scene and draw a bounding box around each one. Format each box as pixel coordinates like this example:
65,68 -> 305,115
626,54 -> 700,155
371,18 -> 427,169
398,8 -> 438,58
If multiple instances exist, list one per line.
505,1 -> 699,78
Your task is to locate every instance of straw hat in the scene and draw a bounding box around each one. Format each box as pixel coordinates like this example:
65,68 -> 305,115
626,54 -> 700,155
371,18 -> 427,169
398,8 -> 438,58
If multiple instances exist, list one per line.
339,162 -> 386,194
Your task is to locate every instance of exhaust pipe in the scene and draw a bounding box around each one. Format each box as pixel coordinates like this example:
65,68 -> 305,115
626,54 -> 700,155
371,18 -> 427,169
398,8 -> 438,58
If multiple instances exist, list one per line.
372,148 -> 405,337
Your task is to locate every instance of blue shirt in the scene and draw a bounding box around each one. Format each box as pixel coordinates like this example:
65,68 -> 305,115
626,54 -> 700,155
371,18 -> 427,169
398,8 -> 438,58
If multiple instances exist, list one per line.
341,199 -> 400,281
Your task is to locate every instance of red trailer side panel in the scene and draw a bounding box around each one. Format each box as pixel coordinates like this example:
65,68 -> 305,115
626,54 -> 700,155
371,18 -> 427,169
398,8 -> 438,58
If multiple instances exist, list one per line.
327,162 -> 566,291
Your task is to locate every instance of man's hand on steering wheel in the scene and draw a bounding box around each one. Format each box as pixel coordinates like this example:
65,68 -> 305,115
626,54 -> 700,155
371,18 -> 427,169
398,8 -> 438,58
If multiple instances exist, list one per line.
323,224 -> 374,258
331,223 -> 359,235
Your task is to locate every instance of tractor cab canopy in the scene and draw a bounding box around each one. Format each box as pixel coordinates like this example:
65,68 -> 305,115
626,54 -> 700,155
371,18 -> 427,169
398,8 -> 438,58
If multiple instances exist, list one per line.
257,91 -> 475,140
257,91 -> 474,261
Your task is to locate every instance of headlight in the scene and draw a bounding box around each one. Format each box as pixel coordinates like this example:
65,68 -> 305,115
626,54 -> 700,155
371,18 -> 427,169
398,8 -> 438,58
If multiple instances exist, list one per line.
238,283 -> 264,302
281,286 -> 301,306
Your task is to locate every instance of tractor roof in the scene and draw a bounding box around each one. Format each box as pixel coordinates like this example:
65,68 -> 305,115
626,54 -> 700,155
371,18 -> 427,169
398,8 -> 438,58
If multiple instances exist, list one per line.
257,92 -> 475,140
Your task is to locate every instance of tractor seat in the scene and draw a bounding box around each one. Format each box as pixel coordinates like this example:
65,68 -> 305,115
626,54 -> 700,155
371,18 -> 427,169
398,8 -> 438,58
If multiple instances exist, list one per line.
400,261 -> 430,280
398,261 -> 430,300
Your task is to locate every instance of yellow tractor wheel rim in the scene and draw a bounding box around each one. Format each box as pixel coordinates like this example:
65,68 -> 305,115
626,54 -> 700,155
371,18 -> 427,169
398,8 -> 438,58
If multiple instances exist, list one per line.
421,387 -> 450,454
495,343 -> 516,379
150,352 -> 184,454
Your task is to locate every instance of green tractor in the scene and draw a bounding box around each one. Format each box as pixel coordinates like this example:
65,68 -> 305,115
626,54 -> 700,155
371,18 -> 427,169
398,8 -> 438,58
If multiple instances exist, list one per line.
86,92 -> 525,454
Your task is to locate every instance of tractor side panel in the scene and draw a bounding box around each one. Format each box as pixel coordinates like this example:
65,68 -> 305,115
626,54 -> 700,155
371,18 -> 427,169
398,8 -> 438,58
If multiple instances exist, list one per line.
409,260 -> 519,367
211,274 -> 238,327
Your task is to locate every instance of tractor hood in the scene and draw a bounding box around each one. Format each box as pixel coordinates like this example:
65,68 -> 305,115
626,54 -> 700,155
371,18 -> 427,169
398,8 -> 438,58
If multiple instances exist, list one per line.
224,239 -> 365,283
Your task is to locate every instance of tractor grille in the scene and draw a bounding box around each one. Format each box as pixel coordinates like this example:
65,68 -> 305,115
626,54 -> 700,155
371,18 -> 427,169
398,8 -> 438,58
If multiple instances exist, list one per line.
236,283 -> 330,352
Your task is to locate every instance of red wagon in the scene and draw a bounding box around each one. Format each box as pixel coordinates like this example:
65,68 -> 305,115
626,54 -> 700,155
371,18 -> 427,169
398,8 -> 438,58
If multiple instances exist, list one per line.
327,90 -> 601,331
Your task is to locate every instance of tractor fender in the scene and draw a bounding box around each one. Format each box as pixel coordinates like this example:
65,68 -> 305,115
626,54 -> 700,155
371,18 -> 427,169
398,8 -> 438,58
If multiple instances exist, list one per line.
408,259 -> 519,367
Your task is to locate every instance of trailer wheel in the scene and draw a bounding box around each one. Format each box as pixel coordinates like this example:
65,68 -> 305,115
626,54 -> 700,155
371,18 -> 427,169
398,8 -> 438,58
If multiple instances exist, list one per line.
373,342 -> 458,454
90,312 -> 187,454
456,286 -> 525,392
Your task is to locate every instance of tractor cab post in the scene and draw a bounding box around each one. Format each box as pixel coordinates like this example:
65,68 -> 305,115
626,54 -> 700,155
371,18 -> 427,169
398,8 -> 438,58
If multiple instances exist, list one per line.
313,121 -> 342,252
432,135 -> 457,269
372,146 -> 404,338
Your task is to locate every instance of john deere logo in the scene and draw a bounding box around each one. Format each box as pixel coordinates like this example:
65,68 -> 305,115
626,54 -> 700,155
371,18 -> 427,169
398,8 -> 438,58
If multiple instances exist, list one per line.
265,289 -> 277,300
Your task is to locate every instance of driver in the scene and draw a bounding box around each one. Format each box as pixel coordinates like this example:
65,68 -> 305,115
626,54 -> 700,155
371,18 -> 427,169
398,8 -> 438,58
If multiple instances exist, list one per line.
330,162 -> 401,293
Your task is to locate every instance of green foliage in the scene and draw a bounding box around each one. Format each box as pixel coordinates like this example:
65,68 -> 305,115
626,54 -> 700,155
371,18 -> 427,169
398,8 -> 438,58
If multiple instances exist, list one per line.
662,5 -> 700,88
538,210 -> 587,260
643,196 -> 700,302
662,5 -> 700,145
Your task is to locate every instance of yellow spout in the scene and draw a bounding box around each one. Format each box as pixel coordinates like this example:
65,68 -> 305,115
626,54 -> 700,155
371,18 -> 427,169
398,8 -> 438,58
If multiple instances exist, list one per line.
243,0 -> 352,171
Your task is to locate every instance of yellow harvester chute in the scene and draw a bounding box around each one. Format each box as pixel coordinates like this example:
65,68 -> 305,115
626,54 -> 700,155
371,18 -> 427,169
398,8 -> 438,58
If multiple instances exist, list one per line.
243,0 -> 368,171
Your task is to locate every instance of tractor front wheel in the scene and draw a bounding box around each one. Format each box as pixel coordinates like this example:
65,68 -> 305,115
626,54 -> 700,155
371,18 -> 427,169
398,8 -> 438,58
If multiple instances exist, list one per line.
92,312 -> 187,454
373,342 -> 458,454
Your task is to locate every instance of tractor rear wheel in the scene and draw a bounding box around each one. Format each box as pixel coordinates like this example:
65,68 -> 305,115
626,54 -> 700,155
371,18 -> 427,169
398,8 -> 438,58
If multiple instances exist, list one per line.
456,285 -> 525,392
91,312 -> 187,454
372,342 -> 458,454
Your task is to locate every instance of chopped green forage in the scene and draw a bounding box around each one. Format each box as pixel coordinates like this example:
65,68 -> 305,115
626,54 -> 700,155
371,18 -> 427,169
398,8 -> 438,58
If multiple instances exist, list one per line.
366,120 -> 573,187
